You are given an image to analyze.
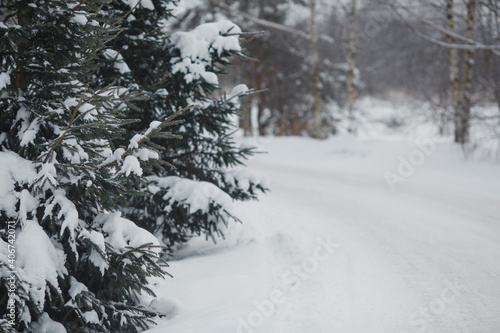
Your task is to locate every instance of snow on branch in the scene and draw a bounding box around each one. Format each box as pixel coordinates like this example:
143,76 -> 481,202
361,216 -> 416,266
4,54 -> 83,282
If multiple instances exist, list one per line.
17,220 -> 67,313
0,152 -> 38,220
99,212 -> 161,256
224,169 -> 270,195
148,176 -> 234,216
121,0 -> 154,11
43,189 -> 80,239
169,20 -> 243,84
100,105 -> 190,173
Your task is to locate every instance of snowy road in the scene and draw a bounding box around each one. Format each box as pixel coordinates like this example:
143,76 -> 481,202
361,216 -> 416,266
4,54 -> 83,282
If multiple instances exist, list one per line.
146,136 -> 500,333
255,160 -> 500,333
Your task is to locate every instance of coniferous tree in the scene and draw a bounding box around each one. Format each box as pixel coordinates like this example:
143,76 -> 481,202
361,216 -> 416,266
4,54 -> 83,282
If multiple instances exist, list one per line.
0,1 -> 176,331
100,1 -> 269,249
172,0 -> 338,137
0,0 -> 266,331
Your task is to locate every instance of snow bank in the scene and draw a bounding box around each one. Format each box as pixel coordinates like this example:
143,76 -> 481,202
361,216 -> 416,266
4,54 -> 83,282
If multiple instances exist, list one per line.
144,132 -> 500,333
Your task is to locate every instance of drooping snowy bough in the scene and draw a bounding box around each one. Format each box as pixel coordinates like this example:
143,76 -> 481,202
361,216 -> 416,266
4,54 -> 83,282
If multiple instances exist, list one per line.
103,10 -> 270,249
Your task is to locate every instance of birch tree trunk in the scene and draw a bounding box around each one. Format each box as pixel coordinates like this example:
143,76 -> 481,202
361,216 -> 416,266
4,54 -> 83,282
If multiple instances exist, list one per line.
347,0 -> 358,134
446,0 -> 464,143
458,0 -> 477,144
495,87 -> 500,113
310,0 -> 323,139
253,62 -> 267,136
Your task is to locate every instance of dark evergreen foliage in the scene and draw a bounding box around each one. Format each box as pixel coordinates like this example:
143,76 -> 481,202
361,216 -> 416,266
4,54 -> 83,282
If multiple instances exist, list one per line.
0,0 -> 266,331
100,1 -> 269,250
0,1 -> 174,331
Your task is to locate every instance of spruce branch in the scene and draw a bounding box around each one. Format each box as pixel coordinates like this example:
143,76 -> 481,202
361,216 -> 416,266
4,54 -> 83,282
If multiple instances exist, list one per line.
72,0 -> 90,12
100,105 -> 192,170
42,84 -> 89,163
41,82 -> 126,164
98,0 -> 143,39
71,122 -> 104,130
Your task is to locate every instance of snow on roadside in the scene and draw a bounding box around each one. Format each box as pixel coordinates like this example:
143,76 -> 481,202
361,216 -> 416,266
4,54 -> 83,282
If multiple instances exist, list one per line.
143,98 -> 500,333
143,189 -> 344,333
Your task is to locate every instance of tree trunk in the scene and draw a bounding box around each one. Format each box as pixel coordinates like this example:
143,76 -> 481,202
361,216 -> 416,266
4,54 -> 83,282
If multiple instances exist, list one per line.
459,0 -> 476,144
495,89 -> 500,113
239,103 -> 252,136
252,62 -> 267,136
310,0 -> 322,139
446,0 -> 465,143
347,0 -> 358,134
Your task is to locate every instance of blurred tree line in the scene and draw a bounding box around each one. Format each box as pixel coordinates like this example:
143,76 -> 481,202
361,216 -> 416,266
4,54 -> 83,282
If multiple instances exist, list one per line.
173,0 -> 500,143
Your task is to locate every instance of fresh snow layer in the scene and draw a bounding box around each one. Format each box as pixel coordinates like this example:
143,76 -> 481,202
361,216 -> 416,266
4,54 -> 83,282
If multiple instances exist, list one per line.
103,49 -> 131,74
0,71 -> 11,90
121,0 -> 154,11
69,13 -> 88,25
31,313 -> 66,333
144,100 -> 500,333
0,151 -> 37,219
170,20 -> 241,85
101,212 -> 160,254
149,176 -> 234,215
17,220 -> 67,312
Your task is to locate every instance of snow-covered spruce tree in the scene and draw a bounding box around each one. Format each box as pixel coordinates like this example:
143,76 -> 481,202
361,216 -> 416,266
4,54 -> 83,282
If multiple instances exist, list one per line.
100,1 -> 269,248
0,1 -> 176,331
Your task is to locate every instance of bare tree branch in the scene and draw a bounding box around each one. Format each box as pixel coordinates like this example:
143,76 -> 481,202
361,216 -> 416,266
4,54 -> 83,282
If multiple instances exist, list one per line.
414,30 -> 500,55
216,2 -> 311,40
391,0 -> 500,56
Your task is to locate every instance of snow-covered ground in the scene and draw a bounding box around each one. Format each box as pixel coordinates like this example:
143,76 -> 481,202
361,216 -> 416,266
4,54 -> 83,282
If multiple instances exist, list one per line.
144,99 -> 500,333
